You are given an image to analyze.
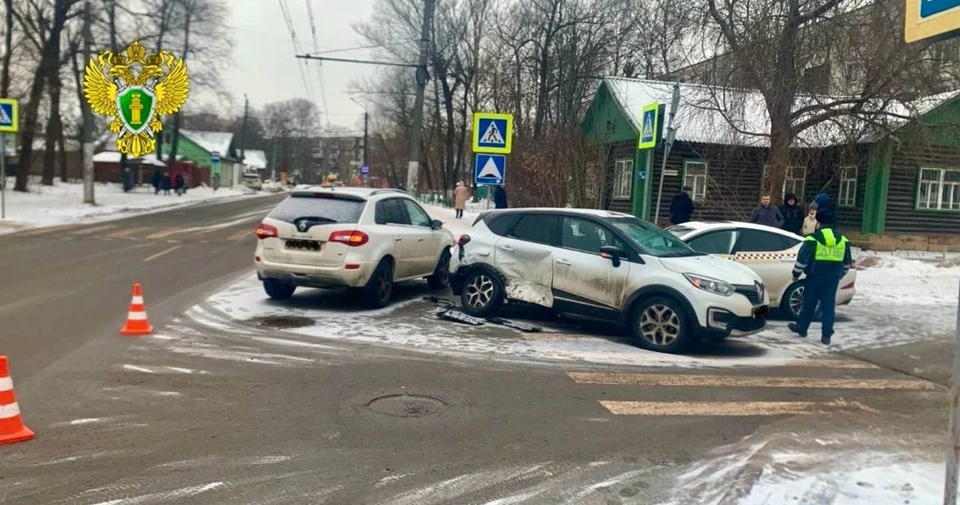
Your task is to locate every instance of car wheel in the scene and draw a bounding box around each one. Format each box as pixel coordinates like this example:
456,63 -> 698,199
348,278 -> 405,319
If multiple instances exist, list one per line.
781,281 -> 821,321
630,296 -> 693,354
427,248 -> 451,290
263,279 -> 296,300
364,259 -> 395,308
460,269 -> 504,317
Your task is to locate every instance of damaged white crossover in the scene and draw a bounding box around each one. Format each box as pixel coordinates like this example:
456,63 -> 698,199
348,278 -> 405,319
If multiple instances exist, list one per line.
448,208 -> 770,353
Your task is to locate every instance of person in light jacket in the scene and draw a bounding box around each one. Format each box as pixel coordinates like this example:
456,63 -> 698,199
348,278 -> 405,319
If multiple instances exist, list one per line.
801,205 -> 818,235
453,181 -> 468,219
749,194 -> 785,228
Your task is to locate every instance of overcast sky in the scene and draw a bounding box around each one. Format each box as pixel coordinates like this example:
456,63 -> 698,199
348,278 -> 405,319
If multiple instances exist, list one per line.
220,0 -> 378,133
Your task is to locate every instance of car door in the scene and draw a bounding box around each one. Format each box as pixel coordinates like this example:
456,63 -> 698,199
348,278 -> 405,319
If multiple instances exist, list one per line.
731,228 -> 801,303
402,199 -> 442,275
495,213 -> 558,307
685,229 -> 739,259
373,198 -> 420,279
552,216 -> 630,312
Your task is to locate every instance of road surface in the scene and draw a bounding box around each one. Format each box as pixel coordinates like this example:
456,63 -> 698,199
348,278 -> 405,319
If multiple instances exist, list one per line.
0,195 -> 948,504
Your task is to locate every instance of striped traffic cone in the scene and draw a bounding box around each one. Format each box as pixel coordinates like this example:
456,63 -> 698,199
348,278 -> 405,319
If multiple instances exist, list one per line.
0,356 -> 35,446
120,283 -> 154,336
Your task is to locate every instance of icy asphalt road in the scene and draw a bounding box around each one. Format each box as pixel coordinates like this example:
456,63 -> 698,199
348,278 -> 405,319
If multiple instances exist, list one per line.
0,198 -> 950,504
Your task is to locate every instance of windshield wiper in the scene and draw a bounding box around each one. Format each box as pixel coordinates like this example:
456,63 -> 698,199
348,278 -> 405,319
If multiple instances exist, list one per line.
294,216 -> 338,224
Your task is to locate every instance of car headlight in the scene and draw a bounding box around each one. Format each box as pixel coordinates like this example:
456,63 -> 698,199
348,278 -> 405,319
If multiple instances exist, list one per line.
683,273 -> 735,296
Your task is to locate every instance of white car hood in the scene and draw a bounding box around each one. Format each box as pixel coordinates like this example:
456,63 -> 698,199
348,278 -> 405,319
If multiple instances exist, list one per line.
659,255 -> 762,285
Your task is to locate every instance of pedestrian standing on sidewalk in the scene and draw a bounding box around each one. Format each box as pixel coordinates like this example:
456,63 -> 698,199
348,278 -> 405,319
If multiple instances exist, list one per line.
779,192 -> 804,235
454,181 -> 468,219
749,194 -> 785,228
122,167 -> 134,193
161,171 -> 172,195
152,169 -> 162,195
175,172 -> 185,196
493,184 -> 508,209
801,205 -> 818,236
787,208 -> 853,345
669,186 -> 695,225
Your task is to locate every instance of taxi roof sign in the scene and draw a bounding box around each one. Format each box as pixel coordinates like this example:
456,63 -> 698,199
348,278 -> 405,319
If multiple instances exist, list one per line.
905,0 -> 960,42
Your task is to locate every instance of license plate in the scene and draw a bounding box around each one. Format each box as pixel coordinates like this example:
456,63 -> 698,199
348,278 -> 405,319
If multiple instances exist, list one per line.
753,305 -> 770,318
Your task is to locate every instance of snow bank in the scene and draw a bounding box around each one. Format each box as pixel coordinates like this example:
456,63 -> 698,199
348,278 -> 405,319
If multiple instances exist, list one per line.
0,178 -> 256,235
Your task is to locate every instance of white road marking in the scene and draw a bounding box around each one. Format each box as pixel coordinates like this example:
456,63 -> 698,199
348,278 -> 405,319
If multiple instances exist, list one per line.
122,364 -> 156,374
568,372 -> 937,390
599,399 -> 875,416
227,228 -> 253,241
70,224 -> 119,235
142,245 -> 182,262
106,226 -> 154,238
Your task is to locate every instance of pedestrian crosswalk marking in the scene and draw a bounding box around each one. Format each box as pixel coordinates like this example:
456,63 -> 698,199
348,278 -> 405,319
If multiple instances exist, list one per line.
598,399 -> 874,417
568,372 -> 936,390
70,224 -> 119,235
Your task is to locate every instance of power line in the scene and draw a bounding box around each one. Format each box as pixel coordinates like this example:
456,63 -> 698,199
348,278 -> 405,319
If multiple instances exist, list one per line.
305,0 -> 331,129
278,0 -> 316,106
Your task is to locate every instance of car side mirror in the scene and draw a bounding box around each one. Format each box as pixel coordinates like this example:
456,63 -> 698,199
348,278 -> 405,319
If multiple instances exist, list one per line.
431,219 -> 443,230
599,245 -> 624,268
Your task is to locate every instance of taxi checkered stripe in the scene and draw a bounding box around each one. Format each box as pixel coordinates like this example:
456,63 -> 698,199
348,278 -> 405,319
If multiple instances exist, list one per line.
735,252 -> 796,260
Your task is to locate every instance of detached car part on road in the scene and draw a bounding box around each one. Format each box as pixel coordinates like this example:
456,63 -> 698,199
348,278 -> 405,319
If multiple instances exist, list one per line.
448,209 -> 770,353
254,187 -> 455,308
666,221 -> 857,320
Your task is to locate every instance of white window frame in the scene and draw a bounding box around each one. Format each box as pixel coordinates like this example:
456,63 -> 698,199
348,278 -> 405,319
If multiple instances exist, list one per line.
917,167 -> 960,211
612,159 -> 633,200
762,165 -> 807,199
838,166 -> 857,207
683,160 -> 708,201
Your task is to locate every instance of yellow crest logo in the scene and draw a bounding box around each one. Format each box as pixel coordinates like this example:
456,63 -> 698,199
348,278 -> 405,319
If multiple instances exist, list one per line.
82,38 -> 190,157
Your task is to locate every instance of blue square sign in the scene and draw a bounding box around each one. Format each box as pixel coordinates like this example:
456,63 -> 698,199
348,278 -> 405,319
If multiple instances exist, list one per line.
474,154 -> 506,185
477,118 -> 507,149
922,0 -> 960,18
0,99 -> 18,133
472,112 -> 513,154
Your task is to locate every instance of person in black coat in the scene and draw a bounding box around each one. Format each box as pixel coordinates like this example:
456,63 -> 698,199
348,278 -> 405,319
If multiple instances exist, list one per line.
121,167 -> 134,193
669,186 -> 694,225
493,185 -> 508,209
151,169 -> 162,195
779,192 -> 804,235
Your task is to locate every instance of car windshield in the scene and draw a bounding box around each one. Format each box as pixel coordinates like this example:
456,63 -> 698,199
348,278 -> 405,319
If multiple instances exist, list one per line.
607,217 -> 701,257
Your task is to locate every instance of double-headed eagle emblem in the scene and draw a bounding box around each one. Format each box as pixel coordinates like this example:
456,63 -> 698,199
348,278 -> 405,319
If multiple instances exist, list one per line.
83,38 -> 190,157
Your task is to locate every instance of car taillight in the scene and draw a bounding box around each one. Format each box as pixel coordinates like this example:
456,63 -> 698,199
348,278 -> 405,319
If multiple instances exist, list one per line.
328,230 -> 369,246
256,224 -> 278,239
458,234 -> 471,247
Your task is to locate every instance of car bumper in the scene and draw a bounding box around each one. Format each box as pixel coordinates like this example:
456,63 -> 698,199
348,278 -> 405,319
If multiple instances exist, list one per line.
705,306 -> 768,337
255,257 -> 374,288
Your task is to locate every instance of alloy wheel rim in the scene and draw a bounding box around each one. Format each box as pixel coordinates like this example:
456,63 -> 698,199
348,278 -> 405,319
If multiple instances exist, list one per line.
639,304 -> 680,346
465,274 -> 494,308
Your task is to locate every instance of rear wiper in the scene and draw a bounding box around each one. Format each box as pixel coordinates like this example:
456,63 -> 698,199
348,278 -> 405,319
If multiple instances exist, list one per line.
294,216 -> 338,224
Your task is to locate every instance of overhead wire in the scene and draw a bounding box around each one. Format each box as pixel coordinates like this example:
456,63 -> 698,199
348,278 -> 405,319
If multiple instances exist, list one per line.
277,0 -> 319,111
305,0 -> 332,129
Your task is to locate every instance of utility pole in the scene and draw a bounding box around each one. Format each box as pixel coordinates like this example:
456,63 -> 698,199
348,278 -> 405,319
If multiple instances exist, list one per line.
363,111 -> 369,170
653,84 -> 681,225
271,136 -> 278,182
405,0 -> 435,193
81,0 -> 95,205
240,93 -> 248,165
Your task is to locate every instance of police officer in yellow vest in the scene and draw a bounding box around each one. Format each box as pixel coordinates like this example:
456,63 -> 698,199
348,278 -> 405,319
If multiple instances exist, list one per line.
787,208 -> 852,345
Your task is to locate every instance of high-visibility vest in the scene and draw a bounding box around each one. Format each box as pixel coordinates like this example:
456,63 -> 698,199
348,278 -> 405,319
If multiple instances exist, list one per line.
805,228 -> 847,262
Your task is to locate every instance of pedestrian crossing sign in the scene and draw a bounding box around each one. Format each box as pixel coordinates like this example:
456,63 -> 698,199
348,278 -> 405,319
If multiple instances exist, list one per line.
472,112 -> 513,154
638,103 -> 658,150
0,98 -> 18,133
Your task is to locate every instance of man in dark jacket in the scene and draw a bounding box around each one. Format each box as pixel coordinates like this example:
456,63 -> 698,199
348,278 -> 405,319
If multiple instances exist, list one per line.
122,167 -> 134,193
669,186 -> 694,225
787,208 -> 853,345
493,185 -> 508,209
749,194 -> 785,228
779,192 -> 804,235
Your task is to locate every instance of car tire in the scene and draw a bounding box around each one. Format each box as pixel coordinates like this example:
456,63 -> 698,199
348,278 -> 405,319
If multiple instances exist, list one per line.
427,248 -> 451,290
781,281 -> 821,321
364,259 -> 395,308
263,279 -> 296,300
460,268 -> 504,317
630,296 -> 693,354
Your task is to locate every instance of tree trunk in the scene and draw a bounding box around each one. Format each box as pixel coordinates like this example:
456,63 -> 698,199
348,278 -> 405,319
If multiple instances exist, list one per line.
42,68 -> 63,186
1,0 -> 12,96
58,121 -> 68,182
14,0 -> 71,192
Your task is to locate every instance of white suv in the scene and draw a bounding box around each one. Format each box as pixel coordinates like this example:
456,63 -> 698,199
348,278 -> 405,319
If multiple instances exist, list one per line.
448,208 -> 770,353
255,187 -> 455,307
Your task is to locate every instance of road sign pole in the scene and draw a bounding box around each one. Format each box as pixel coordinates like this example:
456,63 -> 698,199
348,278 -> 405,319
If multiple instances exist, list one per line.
0,133 -> 6,219
945,274 -> 960,505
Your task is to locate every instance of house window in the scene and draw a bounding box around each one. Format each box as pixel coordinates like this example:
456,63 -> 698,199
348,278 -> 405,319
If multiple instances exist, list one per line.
763,165 -> 806,199
838,166 -> 857,207
917,167 -> 960,211
683,161 -> 708,201
612,159 -> 633,199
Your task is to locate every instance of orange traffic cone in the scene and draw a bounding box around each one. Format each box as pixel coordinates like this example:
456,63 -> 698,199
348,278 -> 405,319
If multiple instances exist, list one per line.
0,356 -> 35,446
120,283 -> 153,336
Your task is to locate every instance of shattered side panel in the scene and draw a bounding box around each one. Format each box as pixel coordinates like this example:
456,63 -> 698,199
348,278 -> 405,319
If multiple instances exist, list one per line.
494,237 -> 555,308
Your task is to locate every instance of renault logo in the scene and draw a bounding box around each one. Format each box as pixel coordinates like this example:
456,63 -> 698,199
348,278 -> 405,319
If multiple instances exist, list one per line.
298,221 -> 308,232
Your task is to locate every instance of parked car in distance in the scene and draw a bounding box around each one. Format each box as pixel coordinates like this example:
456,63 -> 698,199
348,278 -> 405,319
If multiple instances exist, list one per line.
448,208 -> 770,353
254,187 -> 455,307
666,221 -> 857,320
241,172 -> 263,191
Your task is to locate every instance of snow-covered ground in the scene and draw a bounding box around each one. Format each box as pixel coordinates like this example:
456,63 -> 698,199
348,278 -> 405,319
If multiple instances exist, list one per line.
0,178 -> 259,235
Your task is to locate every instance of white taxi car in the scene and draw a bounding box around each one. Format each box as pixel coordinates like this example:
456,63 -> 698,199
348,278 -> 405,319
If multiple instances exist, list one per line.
255,187 -> 455,307
667,221 -> 857,320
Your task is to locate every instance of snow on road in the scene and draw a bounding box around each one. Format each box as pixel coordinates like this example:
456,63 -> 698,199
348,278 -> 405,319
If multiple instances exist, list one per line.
0,178 -> 259,235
